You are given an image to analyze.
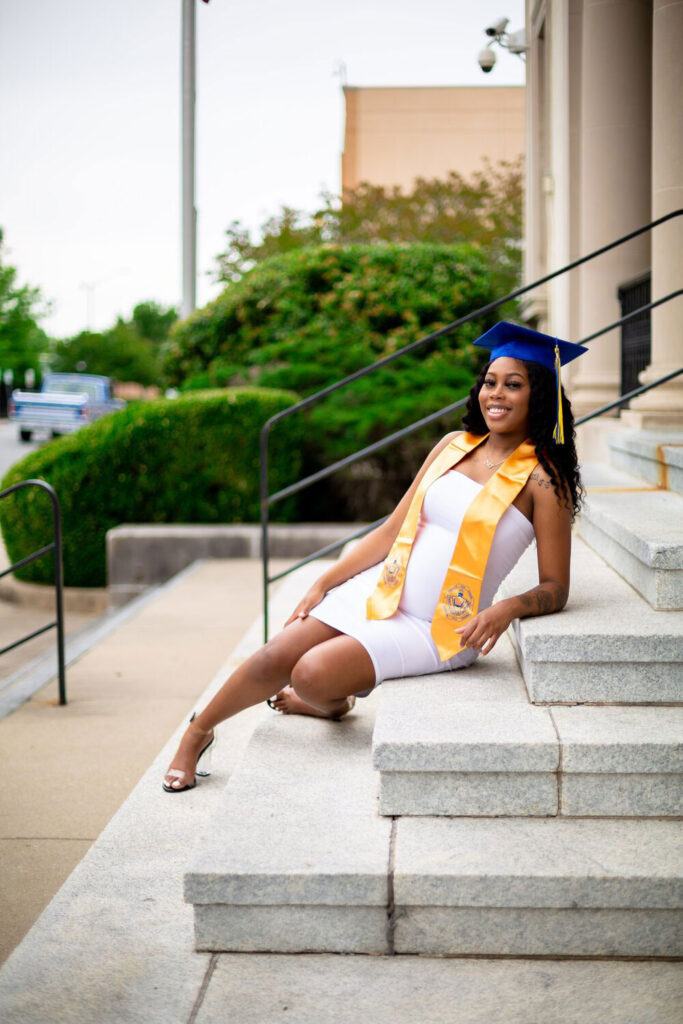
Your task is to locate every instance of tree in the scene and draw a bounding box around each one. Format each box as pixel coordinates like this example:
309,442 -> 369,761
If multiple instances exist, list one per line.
52,301 -> 177,386
215,158 -> 523,296
129,301 -> 178,346
52,328 -> 160,385
0,229 -> 49,382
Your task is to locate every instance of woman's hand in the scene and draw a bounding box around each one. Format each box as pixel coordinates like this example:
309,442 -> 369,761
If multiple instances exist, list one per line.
454,600 -> 514,656
284,581 -> 329,628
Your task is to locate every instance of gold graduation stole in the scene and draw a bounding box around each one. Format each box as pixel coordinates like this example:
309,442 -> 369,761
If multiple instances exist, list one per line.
366,433 -> 538,661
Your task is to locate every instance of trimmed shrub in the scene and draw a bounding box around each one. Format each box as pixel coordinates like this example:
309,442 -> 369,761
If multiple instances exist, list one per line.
0,388 -> 302,588
163,243 -> 514,517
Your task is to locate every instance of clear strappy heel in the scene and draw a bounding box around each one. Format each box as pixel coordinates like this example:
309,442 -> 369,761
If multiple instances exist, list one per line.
162,712 -> 216,793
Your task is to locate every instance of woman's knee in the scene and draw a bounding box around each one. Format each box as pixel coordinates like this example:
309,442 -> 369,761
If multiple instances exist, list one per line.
248,637 -> 296,687
290,650 -> 327,702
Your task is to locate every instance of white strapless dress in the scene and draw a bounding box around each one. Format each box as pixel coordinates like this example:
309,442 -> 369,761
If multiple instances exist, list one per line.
309,469 -> 535,690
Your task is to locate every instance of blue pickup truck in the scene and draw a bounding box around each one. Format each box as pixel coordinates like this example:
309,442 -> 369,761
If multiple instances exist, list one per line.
9,373 -> 125,442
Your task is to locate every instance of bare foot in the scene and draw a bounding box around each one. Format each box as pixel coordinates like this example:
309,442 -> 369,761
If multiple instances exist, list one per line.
268,685 -> 356,719
163,718 -> 214,792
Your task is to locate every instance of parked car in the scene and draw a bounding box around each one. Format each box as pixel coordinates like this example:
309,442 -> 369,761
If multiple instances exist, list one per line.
9,373 -> 125,442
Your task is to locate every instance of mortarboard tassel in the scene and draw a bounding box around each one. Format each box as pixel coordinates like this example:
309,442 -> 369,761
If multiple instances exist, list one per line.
553,342 -> 565,445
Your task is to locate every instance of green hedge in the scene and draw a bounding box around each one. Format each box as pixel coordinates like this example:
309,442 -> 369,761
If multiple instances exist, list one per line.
162,243 -> 514,518
0,387 -> 302,588
163,245 -> 499,448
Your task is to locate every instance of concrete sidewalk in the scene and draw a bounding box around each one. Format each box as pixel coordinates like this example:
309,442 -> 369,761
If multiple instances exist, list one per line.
0,558 -> 292,964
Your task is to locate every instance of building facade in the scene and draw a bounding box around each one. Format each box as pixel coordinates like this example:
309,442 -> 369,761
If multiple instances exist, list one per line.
524,0 -> 682,426
342,86 -> 525,192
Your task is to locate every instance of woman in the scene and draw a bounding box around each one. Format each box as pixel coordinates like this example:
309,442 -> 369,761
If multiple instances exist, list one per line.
163,322 -> 585,792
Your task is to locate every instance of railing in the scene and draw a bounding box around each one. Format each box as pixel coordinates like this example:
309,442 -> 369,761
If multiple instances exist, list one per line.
259,209 -> 683,641
0,479 -> 66,705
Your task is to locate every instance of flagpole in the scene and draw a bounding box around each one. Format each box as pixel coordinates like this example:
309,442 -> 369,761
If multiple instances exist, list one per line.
181,0 -> 197,319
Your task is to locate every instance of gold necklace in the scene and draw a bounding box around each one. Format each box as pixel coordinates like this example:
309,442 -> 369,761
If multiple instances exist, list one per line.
483,445 -> 517,470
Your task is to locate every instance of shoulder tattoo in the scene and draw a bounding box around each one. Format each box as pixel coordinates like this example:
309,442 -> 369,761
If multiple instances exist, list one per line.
529,471 -> 552,490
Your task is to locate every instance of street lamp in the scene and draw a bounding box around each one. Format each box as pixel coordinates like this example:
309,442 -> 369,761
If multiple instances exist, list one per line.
181,0 -> 211,321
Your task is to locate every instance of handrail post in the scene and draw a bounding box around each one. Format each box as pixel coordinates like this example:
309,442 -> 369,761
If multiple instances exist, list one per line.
0,479 -> 67,705
50,486 -> 66,705
259,420 -> 271,644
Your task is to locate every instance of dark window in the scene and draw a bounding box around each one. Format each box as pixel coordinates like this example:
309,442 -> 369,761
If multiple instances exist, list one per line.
618,273 -> 651,398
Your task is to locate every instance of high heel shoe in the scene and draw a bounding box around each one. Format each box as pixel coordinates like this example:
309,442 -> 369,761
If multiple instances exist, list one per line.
162,712 -> 216,793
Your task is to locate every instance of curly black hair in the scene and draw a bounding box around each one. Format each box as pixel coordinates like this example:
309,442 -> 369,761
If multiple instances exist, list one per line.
462,360 -> 584,518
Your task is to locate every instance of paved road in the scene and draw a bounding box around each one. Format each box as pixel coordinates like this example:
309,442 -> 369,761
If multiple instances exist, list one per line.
0,419 -> 42,481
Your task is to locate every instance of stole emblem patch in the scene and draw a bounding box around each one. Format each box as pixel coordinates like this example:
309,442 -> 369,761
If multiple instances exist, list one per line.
442,583 -> 474,621
380,558 -> 404,588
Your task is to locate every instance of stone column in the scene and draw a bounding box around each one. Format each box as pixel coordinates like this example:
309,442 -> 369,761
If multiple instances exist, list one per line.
625,0 -> 683,427
570,0 -> 652,418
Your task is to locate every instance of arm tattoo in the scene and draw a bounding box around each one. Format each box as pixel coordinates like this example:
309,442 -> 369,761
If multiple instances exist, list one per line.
519,582 -> 568,617
529,471 -> 552,490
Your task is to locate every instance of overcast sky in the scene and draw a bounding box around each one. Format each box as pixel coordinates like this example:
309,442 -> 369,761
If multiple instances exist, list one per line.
0,0 -> 525,339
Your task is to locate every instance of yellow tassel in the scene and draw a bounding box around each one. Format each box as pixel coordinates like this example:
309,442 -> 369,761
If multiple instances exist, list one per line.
553,342 -> 565,445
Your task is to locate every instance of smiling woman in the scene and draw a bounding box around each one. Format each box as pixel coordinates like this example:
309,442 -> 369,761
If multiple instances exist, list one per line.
162,320 -> 587,793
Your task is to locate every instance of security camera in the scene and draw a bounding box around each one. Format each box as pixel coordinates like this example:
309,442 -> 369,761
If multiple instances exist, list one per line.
485,16 -> 509,37
478,47 -> 497,72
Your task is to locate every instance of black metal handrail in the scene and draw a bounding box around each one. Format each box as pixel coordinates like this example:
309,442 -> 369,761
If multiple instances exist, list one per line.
264,359 -> 682,589
0,480 -> 66,705
259,209 -> 683,639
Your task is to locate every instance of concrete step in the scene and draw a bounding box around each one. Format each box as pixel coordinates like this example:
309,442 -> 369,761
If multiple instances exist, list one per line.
185,691 -> 683,956
392,817 -> 682,956
578,487 -> 683,609
500,538 -> 683,704
185,697 -> 392,954
553,704 -> 683,816
373,677 -> 683,817
580,460 -> 650,491
607,429 -> 683,493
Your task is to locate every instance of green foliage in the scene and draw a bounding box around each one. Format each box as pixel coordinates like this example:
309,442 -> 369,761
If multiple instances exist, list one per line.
215,159 -> 523,297
165,243 -> 513,518
52,301 -> 178,386
0,388 -> 301,588
0,228 -> 49,382
52,328 -> 160,385
129,301 -> 178,345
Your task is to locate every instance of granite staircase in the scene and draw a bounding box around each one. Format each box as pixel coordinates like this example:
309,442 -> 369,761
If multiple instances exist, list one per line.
185,430 -> 683,957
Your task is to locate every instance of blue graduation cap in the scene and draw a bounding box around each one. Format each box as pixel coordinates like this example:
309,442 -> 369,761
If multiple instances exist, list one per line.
473,321 -> 588,444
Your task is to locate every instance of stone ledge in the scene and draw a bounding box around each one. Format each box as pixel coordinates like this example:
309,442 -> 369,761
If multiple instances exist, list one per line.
107,522 -> 362,605
373,700 -> 558,773
193,957 -> 683,1024
394,907 -> 682,957
580,490 -> 683,570
504,541 -> 683,661
577,488 -> 683,609
607,430 -> 683,490
185,699 -> 391,912
578,515 -> 683,609
379,771 -> 558,817
552,706 -> 683,773
194,905 -> 388,955
371,656 -> 682,817
393,818 -> 683,909
663,445 -> 683,495
561,773 -> 682,817
502,539 -> 683,703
